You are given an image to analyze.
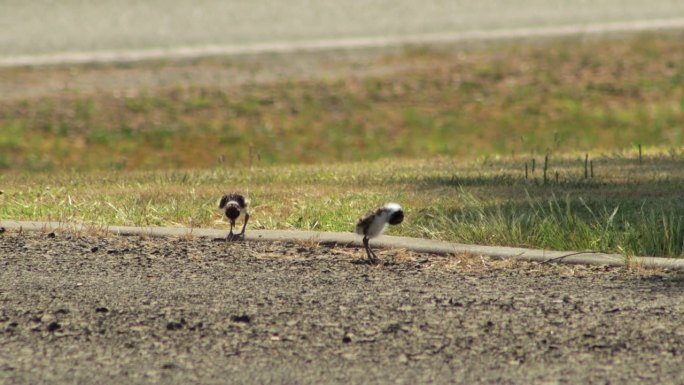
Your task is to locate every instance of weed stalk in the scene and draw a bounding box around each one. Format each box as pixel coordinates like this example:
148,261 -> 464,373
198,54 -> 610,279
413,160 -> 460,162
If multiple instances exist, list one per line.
543,154 -> 549,185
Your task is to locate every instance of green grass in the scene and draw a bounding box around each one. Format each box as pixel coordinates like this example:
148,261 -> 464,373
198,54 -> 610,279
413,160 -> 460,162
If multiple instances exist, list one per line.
0,33 -> 683,171
2,33 -> 684,257
4,151 -> 684,257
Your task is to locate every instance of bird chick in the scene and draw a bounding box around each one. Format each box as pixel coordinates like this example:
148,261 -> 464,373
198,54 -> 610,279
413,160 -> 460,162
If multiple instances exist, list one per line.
355,203 -> 404,264
218,193 -> 250,241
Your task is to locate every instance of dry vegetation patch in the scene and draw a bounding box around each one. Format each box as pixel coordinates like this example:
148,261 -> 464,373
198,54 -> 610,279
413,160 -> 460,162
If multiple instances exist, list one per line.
0,33 -> 683,171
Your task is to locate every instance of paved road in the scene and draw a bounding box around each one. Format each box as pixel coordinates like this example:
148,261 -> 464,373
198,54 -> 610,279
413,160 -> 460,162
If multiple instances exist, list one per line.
3,0 -> 684,65
2,231 -> 684,384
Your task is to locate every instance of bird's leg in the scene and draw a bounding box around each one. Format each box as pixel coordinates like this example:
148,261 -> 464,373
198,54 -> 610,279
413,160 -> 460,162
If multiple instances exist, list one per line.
238,213 -> 249,238
363,236 -> 378,265
226,221 -> 235,241
369,247 -> 379,264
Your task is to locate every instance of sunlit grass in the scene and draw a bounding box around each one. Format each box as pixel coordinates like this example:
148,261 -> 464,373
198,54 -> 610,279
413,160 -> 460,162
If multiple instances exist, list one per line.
2,33 -> 684,257
3,151 -> 684,257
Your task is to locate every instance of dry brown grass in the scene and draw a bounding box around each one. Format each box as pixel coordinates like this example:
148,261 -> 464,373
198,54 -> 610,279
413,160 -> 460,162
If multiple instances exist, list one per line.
1,32 -> 683,171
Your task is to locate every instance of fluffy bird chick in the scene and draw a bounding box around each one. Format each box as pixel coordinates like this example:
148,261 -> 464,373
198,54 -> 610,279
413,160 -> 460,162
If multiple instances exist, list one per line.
218,193 -> 250,241
355,203 -> 404,264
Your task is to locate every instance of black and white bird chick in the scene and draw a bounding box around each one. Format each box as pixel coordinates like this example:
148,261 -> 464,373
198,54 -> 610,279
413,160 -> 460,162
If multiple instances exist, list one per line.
218,193 -> 250,241
355,203 -> 404,264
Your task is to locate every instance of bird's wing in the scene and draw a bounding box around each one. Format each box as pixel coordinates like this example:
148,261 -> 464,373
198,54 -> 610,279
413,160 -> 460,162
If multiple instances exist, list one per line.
218,195 -> 230,209
356,211 -> 374,228
355,208 -> 381,234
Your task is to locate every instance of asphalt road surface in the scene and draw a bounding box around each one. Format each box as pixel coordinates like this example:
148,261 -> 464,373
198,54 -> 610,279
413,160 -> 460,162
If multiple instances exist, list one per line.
3,0 -> 684,65
1,231 -> 684,384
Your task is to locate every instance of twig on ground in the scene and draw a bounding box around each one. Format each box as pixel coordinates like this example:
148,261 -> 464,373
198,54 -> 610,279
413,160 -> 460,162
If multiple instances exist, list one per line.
541,250 -> 607,265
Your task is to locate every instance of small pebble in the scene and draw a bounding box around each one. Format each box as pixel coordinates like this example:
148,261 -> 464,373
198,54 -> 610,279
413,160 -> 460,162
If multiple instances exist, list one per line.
166,322 -> 183,331
231,314 -> 251,323
47,322 -> 61,332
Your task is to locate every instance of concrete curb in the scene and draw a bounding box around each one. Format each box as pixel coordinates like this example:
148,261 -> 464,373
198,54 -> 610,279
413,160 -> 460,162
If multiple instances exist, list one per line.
2,220 -> 684,270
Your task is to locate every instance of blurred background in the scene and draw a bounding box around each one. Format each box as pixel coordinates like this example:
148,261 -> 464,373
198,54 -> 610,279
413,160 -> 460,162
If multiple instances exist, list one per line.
1,0 -> 684,170
4,0 -> 684,58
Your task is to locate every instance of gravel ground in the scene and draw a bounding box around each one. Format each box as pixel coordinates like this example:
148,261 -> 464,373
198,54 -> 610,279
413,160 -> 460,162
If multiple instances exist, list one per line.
1,231 -> 684,384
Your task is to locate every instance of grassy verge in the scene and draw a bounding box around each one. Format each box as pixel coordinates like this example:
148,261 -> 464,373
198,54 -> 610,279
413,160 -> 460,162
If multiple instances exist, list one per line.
0,32 -> 683,171
2,33 -> 684,257
3,151 -> 684,257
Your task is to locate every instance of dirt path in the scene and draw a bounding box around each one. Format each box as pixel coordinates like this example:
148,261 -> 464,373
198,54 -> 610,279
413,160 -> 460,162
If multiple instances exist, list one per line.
1,231 -> 683,384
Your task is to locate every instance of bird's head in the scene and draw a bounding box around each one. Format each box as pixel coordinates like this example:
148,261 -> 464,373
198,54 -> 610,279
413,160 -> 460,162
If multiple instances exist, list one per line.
219,195 -> 242,221
225,204 -> 241,221
385,203 -> 404,225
